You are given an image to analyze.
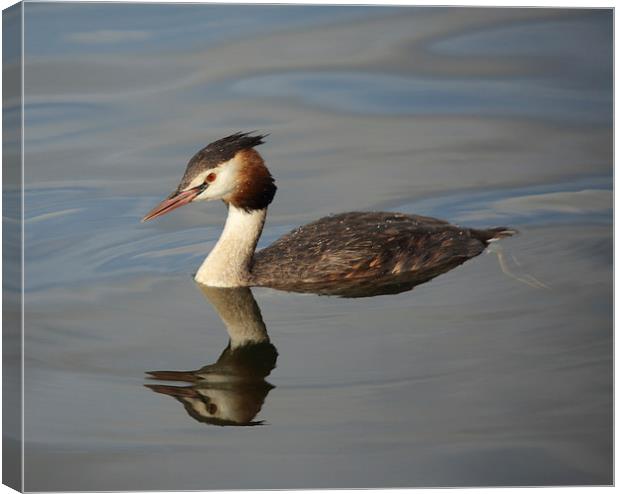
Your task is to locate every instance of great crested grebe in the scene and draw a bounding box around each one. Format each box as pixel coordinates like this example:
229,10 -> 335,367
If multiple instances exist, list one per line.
143,132 -> 516,296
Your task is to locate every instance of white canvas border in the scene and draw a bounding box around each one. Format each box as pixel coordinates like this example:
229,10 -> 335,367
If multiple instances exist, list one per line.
0,1 -> 615,493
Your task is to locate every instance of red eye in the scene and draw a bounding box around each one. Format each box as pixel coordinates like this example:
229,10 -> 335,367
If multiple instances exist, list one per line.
206,173 -> 217,183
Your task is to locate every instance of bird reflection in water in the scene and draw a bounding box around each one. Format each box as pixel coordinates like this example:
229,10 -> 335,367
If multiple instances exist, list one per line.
146,286 -> 277,427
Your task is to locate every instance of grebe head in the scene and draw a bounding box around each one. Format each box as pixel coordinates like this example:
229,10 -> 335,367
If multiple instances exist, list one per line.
142,132 -> 276,222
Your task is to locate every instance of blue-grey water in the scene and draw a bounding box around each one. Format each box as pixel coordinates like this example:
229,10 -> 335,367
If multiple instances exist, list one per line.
14,4 -> 612,490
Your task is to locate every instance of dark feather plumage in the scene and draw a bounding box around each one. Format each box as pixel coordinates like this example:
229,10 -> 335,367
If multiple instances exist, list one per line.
251,212 -> 515,297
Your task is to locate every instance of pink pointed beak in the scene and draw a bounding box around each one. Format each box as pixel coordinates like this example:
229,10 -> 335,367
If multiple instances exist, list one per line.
146,370 -> 198,383
141,187 -> 204,222
145,383 -> 201,398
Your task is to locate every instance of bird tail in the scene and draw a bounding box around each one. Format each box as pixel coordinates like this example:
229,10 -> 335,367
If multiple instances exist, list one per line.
473,226 -> 518,244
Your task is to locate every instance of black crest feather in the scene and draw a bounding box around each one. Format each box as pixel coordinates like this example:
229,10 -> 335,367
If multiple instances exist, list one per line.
200,132 -> 267,162
178,132 -> 268,191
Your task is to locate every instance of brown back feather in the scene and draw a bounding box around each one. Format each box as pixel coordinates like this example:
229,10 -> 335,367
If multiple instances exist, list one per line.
251,212 -> 510,297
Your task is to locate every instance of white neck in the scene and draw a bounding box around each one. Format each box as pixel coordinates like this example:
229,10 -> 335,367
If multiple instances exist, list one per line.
194,205 -> 266,287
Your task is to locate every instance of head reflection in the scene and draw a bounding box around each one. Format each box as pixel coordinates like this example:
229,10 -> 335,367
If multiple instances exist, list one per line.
146,286 -> 277,427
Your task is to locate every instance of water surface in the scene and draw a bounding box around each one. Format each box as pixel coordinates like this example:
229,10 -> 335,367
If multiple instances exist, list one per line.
17,4 -> 612,489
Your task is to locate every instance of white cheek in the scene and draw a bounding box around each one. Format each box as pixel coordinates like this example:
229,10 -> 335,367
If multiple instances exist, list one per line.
185,398 -> 210,417
195,161 -> 238,202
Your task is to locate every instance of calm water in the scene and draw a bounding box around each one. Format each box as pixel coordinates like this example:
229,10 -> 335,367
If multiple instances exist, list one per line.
16,4 -> 612,489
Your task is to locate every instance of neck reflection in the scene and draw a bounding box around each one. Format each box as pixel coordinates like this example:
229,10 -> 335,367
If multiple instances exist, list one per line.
146,285 -> 277,427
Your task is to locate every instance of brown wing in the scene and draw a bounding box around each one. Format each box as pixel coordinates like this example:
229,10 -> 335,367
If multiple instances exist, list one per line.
250,212 -> 490,297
